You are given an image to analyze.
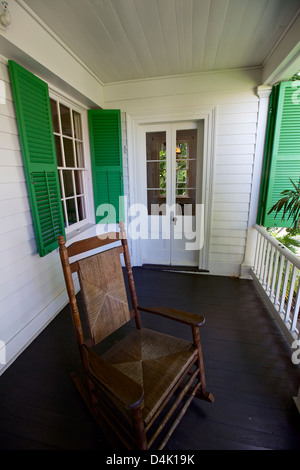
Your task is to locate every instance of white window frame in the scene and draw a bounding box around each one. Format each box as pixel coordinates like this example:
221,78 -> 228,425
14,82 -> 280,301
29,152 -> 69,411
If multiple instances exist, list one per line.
49,88 -> 95,235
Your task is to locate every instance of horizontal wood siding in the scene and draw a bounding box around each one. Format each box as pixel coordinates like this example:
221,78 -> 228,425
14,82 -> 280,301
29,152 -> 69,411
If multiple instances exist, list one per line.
211,101 -> 258,274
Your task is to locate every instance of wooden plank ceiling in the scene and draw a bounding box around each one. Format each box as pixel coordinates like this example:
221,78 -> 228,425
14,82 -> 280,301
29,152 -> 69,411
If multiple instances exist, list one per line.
22,0 -> 300,84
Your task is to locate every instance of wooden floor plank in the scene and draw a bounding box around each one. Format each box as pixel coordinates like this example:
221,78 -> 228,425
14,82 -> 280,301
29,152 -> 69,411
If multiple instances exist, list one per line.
0,268 -> 299,450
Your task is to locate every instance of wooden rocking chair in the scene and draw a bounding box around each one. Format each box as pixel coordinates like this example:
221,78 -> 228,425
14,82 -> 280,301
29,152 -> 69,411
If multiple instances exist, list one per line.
58,222 -> 214,450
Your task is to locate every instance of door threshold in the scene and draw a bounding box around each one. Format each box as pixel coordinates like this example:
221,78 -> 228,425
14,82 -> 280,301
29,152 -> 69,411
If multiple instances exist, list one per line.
141,264 -> 209,273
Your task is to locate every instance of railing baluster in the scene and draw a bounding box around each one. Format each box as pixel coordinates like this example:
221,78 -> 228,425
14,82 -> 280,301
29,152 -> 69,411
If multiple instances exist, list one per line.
270,250 -> 280,301
291,276 -> 300,335
266,246 -> 275,295
285,265 -> 297,325
257,238 -> 266,282
253,233 -> 261,274
251,225 -> 300,345
279,260 -> 290,317
262,241 -> 271,288
274,254 -> 285,310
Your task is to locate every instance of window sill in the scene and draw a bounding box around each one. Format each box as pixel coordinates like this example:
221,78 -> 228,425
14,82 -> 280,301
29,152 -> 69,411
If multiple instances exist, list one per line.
65,222 -> 96,242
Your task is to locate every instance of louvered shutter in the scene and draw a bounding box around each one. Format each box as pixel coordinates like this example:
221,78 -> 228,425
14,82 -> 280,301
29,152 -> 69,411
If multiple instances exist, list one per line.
88,109 -> 124,223
257,81 -> 300,228
8,60 -> 65,256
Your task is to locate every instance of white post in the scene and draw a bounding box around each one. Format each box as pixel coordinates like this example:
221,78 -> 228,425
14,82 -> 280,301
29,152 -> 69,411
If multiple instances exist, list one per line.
241,85 -> 272,279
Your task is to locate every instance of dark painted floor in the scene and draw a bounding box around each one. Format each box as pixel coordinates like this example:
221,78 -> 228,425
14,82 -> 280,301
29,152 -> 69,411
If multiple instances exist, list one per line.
0,268 -> 299,451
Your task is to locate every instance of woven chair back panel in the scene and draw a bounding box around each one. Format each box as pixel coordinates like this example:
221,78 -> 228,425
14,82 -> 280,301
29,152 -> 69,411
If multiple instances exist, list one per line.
78,247 -> 131,344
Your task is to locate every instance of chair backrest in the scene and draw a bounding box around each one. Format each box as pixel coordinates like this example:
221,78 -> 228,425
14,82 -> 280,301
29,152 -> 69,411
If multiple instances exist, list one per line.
58,223 -> 141,349
78,247 -> 131,343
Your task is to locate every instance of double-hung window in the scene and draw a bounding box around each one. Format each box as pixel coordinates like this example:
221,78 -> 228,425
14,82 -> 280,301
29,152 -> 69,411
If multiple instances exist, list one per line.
50,96 -> 88,231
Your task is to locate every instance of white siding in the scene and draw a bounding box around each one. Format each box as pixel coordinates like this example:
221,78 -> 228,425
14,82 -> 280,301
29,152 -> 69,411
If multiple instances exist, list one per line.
211,99 -> 259,275
103,68 -> 261,276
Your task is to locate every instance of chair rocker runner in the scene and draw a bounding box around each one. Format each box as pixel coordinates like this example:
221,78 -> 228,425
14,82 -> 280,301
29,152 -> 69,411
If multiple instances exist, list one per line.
58,222 -> 214,450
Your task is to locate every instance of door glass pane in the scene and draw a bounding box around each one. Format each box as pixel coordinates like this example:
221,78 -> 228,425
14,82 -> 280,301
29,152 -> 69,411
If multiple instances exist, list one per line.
147,161 -> 166,190
176,129 -> 197,215
146,131 -> 166,215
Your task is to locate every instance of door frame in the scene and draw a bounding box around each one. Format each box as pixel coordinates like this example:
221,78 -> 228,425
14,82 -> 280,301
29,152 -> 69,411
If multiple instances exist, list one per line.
126,106 -> 217,270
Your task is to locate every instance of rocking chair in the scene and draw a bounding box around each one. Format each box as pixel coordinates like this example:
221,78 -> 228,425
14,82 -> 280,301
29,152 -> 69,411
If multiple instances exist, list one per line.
58,222 -> 214,450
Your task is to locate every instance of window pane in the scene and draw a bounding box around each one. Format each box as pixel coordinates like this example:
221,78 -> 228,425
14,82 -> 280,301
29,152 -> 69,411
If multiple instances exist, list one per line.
73,111 -> 82,140
50,99 -> 59,133
54,135 -> 63,166
66,198 -> 77,225
74,170 -> 84,195
75,141 -> 84,167
60,104 -> 72,137
62,201 -> 67,226
63,137 -> 75,167
77,196 -> 86,221
63,170 -> 74,197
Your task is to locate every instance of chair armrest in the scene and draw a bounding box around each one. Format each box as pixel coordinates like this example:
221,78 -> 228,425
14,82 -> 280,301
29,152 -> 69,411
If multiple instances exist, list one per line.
137,306 -> 205,327
82,345 -> 144,409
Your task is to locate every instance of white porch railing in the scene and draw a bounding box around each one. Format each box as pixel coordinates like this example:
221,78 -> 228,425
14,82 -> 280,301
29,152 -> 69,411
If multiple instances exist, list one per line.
250,224 -> 300,345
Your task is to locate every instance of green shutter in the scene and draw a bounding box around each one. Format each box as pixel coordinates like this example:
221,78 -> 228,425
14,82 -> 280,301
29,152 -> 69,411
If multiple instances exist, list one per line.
257,80 -> 300,228
8,60 -> 65,256
88,109 -> 124,223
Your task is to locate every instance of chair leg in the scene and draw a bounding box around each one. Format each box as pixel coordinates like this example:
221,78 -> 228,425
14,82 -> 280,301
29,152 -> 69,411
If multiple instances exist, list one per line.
132,407 -> 148,450
192,326 -> 215,403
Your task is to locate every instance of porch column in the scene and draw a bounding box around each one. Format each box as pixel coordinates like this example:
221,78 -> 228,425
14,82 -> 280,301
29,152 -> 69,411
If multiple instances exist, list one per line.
241,85 -> 272,279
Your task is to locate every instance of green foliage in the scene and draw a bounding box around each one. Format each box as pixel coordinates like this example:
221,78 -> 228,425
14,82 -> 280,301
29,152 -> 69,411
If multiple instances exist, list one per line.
267,177 -> 300,227
268,227 -> 300,254
290,71 -> 300,81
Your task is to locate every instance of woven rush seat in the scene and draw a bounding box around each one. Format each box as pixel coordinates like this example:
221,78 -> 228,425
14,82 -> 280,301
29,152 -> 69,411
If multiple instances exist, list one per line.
94,328 -> 198,426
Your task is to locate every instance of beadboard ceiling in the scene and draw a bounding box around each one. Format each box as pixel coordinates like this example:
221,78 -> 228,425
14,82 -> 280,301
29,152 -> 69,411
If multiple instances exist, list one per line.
22,0 -> 300,84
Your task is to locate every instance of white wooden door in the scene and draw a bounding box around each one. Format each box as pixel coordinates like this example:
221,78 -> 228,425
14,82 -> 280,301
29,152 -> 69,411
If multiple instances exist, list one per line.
139,121 -> 203,266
